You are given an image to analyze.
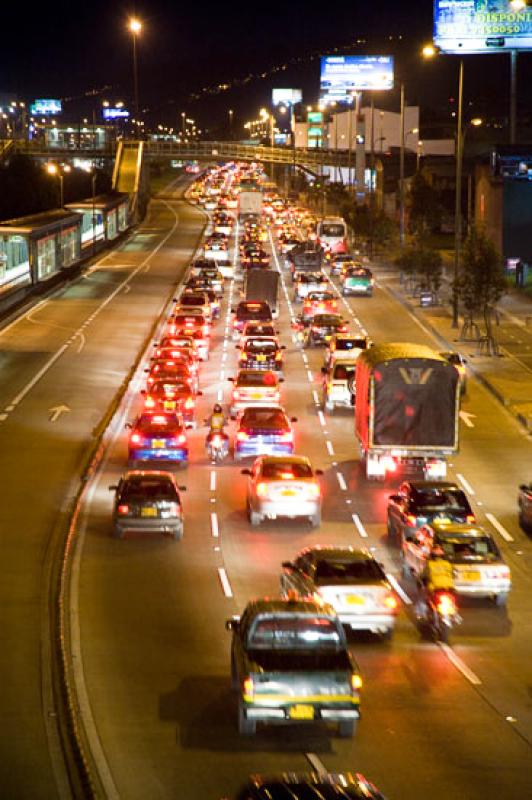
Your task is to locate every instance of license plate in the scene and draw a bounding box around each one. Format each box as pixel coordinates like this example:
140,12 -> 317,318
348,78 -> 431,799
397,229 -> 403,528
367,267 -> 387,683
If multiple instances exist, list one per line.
281,489 -> 296,496
152,439 -> 165,448
346,594 -> 365,605
141,507 -> 157,517
163,401 -> 176,410
324,335 -> 332,341
251,393 -> 263,399
436,516 -> 451,524
256,355 -> 266,362
462,571 -> 481,582
289,704 -> 314,720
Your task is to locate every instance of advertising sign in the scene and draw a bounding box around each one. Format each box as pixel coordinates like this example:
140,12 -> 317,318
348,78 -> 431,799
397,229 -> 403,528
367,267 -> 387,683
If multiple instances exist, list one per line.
308,111 -> 324,124
30,99 -> 62,115
272,88 -> 302,106
434,0 -> 532,53
103,107 -> 130,120
320,56 -> 394,101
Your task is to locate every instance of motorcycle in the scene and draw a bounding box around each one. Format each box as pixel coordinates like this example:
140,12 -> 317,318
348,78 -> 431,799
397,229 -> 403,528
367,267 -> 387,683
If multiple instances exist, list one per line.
206,431 -> 229,463
424,589 -> 461,644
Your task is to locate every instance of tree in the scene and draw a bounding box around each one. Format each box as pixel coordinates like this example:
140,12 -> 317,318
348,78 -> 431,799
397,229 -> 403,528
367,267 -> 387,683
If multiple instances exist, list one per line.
456,226 -> 506,352
408,172 -> 442,235
395,240 -> 443,299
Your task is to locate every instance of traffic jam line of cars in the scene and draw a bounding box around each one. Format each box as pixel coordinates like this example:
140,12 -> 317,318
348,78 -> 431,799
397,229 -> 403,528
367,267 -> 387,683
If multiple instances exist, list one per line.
103,161 -> 517,783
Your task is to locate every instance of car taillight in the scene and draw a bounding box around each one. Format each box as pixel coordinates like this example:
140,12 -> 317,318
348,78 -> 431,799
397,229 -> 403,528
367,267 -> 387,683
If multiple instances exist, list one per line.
243,676 -> 254,700
307,483 -> 320,498
130,433 -> 141,444
312,326 -> 319,333
212,434 -> 222,445
144,396 -> 155,409
233,319 -> 239,327
184,397 -> 194,410
256,482 -> 269,498
202,325 -> 210,336
237,431 -> 248,441
406,514 -> 417,527
232,390 -> 241,399
167,324 -> 176,335
117,504 -> 129,515
436,592 -> 457,616
177,433 -> 187,445
384,593 -> 398,610
239,351 -> 247,361
168,502 -> 180,516
338,326 -> 348,333
466,514 -> 475,523
275,352 -> 282,361
279,431 -> 293,443
351,673 -> 363,692
487,566 -> 510,580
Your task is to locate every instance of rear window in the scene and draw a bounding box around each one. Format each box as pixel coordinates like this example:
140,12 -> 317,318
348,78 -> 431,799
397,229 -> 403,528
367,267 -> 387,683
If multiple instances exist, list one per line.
151,381 -> 189,394
315,558 -> 385,584
246,339 -> 277,351
180,295 -> 205,305
237,371 -> 277,387
438,535 -> 500,561
249,616 -> 341,649
173,315 -> 205,326
137,414 -> 182,434
336,338 -> 367,351
412,488 -> 470,512
333,364 -> 356,380
244,324 -> 275,337
236,303 -> 272,321
308,292 -> 333,301
121,478 -> 177,502
262,461 -> 313,479
242,408 -> 287,428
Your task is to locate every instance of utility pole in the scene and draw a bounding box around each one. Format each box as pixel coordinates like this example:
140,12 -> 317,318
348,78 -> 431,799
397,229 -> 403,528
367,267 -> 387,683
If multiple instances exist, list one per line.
399,82 -> 406,250
452,58 -> 464,328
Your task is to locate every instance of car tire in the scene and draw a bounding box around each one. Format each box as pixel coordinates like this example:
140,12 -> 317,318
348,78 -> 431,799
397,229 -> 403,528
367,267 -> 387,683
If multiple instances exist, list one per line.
238,702 -> 256,736
230,656 -> 239,691
338,719 -> 357,738
172,523 -> 184,541
249,509 -> 262,527
386,515 -> 396,542
112,526 -> 124,540
310,511 -> 321,528
494,593 -> 508,608
401,559 -> 412,580
381,628 -> 394,642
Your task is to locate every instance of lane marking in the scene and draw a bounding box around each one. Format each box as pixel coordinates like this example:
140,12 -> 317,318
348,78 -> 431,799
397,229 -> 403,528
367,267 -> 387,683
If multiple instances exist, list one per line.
386,573 -> 412,605
318,410 -> 326,427
217,567 -> 233,598
326,440 -> 335,456
439,642 -> 482,686
456,473 -> 475,495
307,369 -> 314,383
485,512 -> 514,543
305,753 -> 327,776
459,410 -> 476,428
210,470 -> 216,492
312,390 -> 320,405
351,513 -> 368,538
336,472 -> 347,491
210,512 -> 219,538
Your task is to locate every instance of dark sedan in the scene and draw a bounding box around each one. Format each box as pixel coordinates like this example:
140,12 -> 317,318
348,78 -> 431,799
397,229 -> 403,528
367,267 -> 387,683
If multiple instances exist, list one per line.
387,480 -> 475,544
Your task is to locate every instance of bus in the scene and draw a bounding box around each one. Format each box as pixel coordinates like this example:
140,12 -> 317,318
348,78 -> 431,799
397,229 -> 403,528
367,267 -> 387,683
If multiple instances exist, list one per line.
317,216 -> 348,255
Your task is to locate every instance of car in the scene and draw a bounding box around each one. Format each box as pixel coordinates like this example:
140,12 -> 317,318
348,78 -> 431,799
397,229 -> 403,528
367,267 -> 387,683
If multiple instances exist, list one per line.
109,470 -> 185,540
127,412 -> 188,465
167,314 -> 210,359
518,482 -> 532,532
234,406 -> 297,461
402,520 -> 511,606
241,246 -> 269,269
175,291 -> 212,321
324,334 -> 369,368
233,772 -> 387,800
232,301 -> 273,339
171,326 -> 210,361
302,291 -> 338,320
440,351 -> 468,395
141,379 -> 201,428
241,455 -> 323,527
204,233 -> 228,258
387,480 -> 475,545
341,266 -> 374,296
293,272 -> 329,304
240,321 -> 278,345
299,313 -> 348,347
321,359 -> 357,412
214,215 -> 233,236
229,369 -> 282,417
237,337 -> 285,373
280,546 -> 398,638
196,267 -> 224,295
329,253 -> 359,276
146,356 -> 198,392
153,335 -> 199,361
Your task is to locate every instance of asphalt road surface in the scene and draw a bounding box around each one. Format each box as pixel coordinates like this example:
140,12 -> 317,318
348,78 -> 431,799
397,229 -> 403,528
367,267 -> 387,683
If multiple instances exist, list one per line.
0,175 -> 207,798
71,207 -> 532,800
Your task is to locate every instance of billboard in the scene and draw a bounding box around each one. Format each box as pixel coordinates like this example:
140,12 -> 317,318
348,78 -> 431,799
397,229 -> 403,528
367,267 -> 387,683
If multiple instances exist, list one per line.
30,99 -> 62,115
308,111 -> 324,124
320,56 -> 394,101
434,0 -> 532,53
103,107 -> 130,120
272,88 -> 302,106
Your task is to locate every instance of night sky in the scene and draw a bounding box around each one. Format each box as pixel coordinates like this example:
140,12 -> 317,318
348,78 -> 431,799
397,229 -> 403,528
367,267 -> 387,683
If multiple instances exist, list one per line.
1,1 -> 531,131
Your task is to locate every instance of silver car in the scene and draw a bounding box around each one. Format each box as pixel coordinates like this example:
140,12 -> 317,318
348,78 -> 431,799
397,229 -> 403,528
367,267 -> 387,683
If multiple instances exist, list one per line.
280,546 -> 398,639
109,471 -> 186,540
241,455 -> 323,527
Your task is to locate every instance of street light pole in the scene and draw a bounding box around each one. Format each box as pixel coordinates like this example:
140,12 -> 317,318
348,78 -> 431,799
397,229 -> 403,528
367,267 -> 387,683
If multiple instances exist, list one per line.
228,108 -> 234,140
452,58 -> 464,329
128,18 -> 142,135
399,82 -> 405,250
510,49 -> 517,144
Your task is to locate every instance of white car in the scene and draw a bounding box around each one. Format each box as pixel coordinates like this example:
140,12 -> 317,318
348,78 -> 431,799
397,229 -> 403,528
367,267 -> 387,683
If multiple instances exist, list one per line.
324,335 -> 370,368
241,455 -> 322,527
321,360 -> 357,412
280,546 -> 398,639
229,369 -> 282,417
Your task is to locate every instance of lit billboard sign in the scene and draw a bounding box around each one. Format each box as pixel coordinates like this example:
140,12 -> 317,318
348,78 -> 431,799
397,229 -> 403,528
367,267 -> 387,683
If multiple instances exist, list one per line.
30,99 -> 62,115
308,111 -> 324,124
434,0 -> 532,53
272,88 -> 302,106
103,107 -> 130,120
320,56 -> 394,101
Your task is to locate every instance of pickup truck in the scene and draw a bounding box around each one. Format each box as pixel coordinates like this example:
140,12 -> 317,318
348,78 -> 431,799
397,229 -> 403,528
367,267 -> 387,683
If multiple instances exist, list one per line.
226,597 -> 362,738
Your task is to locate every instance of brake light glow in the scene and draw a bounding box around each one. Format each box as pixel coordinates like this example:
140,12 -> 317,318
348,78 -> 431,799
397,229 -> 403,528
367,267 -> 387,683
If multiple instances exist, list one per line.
466,514 -> 475,523
406,514 -> 417,527
243,676 -> 254,700
212,434 -> 222,445
384,594 -> 398,610
144,396 -> 155,409
117,504 -> 129,515
351,673 -> 363,691
256,482 -> 269,497
177,433 -> 187,445
130,433 -> 141,444
279,431 -> 293,443
436,592 -> 456,616
184,397 -> 194,410
382,456 -> 397,473
307,483 -> 321,498
237,431 -> 248,441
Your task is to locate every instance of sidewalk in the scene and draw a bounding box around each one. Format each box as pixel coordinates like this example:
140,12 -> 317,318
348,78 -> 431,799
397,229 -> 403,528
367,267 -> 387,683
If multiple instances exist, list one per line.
375,260 -> 532,432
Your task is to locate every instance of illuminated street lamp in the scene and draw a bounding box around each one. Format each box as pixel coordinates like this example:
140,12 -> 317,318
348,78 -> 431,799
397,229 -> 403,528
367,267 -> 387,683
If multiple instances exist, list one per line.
46,163 -> 71,207
128,17 -> 142,130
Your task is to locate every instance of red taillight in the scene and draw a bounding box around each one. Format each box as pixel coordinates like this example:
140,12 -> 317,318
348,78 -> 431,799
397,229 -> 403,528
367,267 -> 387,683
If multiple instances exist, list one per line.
275,351 -> 282,361
130,433 -> 141,444
436,592 -> 456,616
384,593 -> 398,610
144,396 -> 155,409
202,325 -> 210,336
117,504 -> 129,515
239,351 -> 247,361
243,676 -> 254,700
350,673 -> 363,692
406,514 -> 417,527
338,326 -> 348,333
184,397 -> 194,410
212,434 -> 222,444
237,431 -> 248,441
466,514 -> 475,523
256,482 -> 269,497
279,431 -> 293,443
177,433 -> 187,445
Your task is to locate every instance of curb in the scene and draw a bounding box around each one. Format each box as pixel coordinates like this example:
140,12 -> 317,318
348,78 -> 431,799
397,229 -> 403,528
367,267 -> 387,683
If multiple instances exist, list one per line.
380,275 -> 532,435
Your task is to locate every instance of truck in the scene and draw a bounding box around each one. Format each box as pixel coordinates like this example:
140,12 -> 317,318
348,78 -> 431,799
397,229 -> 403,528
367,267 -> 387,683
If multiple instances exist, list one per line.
238,190 -> 262,221
286,241 -> 324,281
355,342 -> 460,481
226,598 -> 362,738
245,269 -> 280,317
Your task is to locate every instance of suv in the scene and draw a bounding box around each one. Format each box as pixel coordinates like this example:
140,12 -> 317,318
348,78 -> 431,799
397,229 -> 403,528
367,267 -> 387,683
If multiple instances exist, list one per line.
324,334 -> 370,368
387,481 -> 475,544
321,360 -> 357,413
109,470 -> 186,539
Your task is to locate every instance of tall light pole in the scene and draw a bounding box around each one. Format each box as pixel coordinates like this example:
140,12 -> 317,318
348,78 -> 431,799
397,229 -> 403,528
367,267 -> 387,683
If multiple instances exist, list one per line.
46,163 -> 71,207
228,108 -> 234,140
128,18 -> 142,134
399,82 -> 405,249
452,58 -> 464,328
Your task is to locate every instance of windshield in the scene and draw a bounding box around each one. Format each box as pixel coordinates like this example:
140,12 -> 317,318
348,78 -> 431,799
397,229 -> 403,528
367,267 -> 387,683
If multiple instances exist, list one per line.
412,488 -> 470,511
249,616 -> 341,649
439,536 -> 500,562
321,223 -> 345,237
315,558 -> 385,584
262,461 -> 313,479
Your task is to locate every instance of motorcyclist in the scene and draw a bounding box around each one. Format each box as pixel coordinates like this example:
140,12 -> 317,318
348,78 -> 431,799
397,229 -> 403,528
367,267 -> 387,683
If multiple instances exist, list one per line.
205,403 -> 229,453
416,544 -> 455,622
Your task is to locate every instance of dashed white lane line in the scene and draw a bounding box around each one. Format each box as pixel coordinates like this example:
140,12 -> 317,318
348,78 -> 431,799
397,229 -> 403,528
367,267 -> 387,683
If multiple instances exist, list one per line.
439,643 -> 482,686
312,390 -> 320,406
210,512 -> 219,538
307,370 -> 314,383
351,513 -> 368,538
318,410 -> 326,427
456,473 -> 475,495
210,470 -> 216,492
217,389 -> 223,402
0,413 -> 8,421
305,753 -> 328,776
386,573 -> 412,605
217,567 -> 233,598
485,512 -> 514,543
336,472 -> 347,491
326,440 -> 335,456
